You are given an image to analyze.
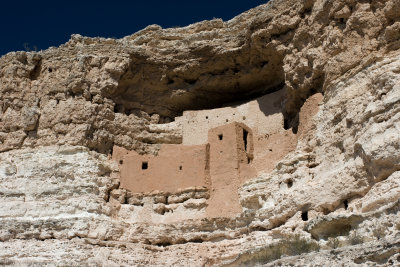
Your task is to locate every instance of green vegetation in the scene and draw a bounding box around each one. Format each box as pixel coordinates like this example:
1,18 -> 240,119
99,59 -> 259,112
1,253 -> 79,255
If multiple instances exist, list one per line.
230,234 -> 320,266
283,234 -> 321,256
372,225 -> 387,240
349,231 -> 364,245
327,237 -> 340,249
23,43 -> 38,52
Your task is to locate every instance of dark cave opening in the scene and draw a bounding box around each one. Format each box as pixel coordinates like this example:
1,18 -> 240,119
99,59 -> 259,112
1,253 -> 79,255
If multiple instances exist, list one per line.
301,211 -> 308,221
344,200 -> 348,210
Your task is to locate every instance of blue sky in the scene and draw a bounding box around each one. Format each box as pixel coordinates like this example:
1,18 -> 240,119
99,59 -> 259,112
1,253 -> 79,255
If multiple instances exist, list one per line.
1,0 -> 268,56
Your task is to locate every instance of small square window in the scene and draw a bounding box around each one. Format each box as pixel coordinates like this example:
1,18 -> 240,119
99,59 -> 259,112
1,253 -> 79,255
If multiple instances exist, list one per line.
218,134 -> 223,140
142,162 -> 148,170
179,165 -> 182,171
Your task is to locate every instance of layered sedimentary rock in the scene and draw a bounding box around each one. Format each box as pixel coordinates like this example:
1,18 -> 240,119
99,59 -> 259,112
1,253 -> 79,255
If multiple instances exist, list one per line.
1,0 -> 400,266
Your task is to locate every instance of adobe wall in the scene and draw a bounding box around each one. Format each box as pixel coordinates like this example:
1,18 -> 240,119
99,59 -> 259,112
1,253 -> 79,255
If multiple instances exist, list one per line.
112,144 -> 210,193
178,89 -> 285,145
297,93 -> 324,140
251,93 -> 323,174
206,122 -> 257,217
113,122 -> 257,217
176,88 -> 299,176
251,131 -> 298,174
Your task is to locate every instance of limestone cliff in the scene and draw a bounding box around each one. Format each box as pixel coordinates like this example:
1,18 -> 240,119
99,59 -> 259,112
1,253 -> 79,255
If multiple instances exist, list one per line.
1,0 -> 400,266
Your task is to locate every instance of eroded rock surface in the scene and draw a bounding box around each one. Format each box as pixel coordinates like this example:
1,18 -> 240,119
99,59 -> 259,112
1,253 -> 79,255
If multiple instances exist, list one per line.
1,0 -> 400,266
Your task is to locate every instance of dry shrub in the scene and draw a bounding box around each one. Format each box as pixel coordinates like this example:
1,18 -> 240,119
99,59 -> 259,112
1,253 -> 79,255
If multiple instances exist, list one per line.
349,231 -> 363,245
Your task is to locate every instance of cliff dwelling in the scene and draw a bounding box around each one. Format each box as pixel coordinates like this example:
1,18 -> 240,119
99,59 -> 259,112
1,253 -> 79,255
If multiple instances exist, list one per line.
112,89 -> 322,217
113,122 -> 254,217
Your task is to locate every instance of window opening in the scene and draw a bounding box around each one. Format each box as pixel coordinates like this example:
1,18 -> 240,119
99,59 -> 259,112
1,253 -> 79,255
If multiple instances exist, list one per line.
284,119 -> 290,130
142,162 -> 148,170
243,129 -> 249,151
218,134 -> 223,140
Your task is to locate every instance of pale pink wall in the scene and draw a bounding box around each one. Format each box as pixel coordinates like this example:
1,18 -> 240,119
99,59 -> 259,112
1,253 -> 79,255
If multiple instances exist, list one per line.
206,122 -> 256,217
113,144 -> 209,193
113,122 -> 257,217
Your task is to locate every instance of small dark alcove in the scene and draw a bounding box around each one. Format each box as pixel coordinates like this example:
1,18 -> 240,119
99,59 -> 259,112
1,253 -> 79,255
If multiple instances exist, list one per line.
344,200 -> 349,210
142,162 -> 148,170
243,129 -> 249,151
301,211 -> 308,221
